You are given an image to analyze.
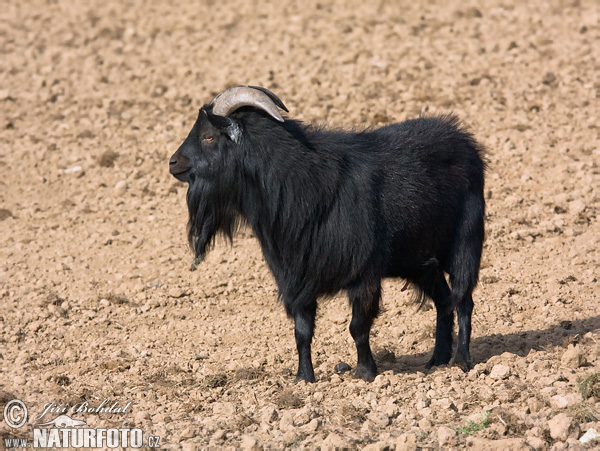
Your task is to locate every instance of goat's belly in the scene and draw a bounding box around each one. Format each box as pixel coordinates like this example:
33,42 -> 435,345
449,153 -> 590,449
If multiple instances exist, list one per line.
384,259 -> 433,280
384,236 -> 448,278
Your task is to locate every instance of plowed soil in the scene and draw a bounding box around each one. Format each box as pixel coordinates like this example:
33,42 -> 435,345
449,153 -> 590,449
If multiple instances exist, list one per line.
1,0 -> 599,449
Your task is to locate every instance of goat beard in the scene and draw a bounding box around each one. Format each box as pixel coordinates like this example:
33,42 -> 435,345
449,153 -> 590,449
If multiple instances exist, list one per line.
186,179 -> 242,262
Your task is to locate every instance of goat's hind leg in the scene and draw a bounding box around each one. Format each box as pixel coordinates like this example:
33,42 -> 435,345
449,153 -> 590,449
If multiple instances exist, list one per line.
347,279 -> 381,381
447,190 -> 484,371
453,292 -> 474,371
419,273 -> 454,369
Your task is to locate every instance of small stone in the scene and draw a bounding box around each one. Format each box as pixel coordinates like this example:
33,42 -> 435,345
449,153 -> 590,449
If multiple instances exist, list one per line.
382,402 -> 399,418
280,431 -> 296,445
334,361 -> 351,373
97,150 -> 119,168
437,397 -> 458,411
416,395 -> 430,410
526,436 -> 546,449
569,199 -> 586,215
279,411 -> 294,431
168,287 -> 188,298
489,364 -> 511,380
437,426 -> 456,447
550,393 -> 583,409
550,395 -> 569,409
548,413 -> 580,441
181,427 -> 195,439
373,374 -> 391,388
366,412 -> 390,428
212,429 -> 225,440
418,418 -> 432,430
542,72 -> 558,86
114,180 -> 128,196
240,435 -> 260,450
560,345 -> 586,368
77,129 -> 95,139
64,165 -> 83,174
579,428 -> 599,445
395,432 -> 417,449
322,433 -> 348,448
361,419 -> 377,434
293,407 -> 311,426
302,418 -> 320,432
0,209 -> 13,221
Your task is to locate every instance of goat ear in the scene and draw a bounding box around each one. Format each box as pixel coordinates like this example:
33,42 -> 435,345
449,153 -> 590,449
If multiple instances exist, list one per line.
205,110 -> 242,144
204,109 -> 230,128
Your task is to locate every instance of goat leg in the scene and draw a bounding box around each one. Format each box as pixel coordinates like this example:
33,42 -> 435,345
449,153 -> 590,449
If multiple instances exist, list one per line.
424,273 -> 454,369
292,301 -> 317,383
453,294 -> 474,371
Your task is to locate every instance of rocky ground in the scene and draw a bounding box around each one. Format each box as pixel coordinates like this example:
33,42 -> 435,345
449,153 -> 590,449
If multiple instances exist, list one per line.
1,0 -> 599,449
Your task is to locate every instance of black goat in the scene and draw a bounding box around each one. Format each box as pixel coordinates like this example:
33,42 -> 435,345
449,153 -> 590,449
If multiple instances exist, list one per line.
169,86 -> 486,382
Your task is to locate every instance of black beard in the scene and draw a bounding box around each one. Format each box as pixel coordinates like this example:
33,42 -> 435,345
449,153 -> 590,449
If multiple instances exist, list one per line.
186,177 -> 242,260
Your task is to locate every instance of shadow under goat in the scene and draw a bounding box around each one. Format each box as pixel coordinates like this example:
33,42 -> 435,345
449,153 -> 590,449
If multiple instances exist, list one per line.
169,85 -> 486,383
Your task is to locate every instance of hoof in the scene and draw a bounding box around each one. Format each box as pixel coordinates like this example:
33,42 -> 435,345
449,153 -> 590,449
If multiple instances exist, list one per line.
425,352 -> 452,369
353,364 -> 377,382
294,373 -> 315,384
452,353 -> 473,372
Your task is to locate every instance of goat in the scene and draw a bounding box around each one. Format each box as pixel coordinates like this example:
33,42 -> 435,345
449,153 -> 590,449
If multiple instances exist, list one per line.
169,85 -> 486,382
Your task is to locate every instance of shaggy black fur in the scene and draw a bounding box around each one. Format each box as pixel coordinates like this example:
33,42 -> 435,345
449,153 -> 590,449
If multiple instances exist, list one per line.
170,103 -> 486,382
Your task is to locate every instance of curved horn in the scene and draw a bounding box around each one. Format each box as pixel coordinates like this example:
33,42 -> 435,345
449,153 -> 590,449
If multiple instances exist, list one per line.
210,86 -> 287,122
248,85 -> 289,112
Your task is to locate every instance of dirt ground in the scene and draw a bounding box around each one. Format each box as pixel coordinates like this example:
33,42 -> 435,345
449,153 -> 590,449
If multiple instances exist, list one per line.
1,0 -> 599,449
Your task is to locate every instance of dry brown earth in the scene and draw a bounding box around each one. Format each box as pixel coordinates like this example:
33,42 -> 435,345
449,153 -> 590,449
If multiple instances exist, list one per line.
1,0 -> 599,448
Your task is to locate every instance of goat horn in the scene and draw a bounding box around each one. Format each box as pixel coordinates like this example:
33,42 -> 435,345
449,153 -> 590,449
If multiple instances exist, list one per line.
210,85 -> 287,122
248,86 -> 289,112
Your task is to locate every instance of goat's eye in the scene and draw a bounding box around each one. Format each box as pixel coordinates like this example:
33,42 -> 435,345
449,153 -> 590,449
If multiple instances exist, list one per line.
202,135 -> 214,142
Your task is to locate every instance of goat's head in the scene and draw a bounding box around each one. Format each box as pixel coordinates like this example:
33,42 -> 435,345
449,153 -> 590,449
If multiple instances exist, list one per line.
169,85 -> 287,182
169,85 -> 288,260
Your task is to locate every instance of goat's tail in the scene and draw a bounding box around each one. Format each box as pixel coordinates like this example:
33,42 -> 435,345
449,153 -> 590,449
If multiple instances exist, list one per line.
448,190 -> 485,309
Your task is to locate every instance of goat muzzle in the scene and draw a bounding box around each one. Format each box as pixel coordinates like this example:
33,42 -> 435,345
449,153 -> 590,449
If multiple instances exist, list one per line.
169,155 -> 190,181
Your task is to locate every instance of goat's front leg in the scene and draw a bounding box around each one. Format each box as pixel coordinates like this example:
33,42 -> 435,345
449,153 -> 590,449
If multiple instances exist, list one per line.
290,300 -> 317,383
